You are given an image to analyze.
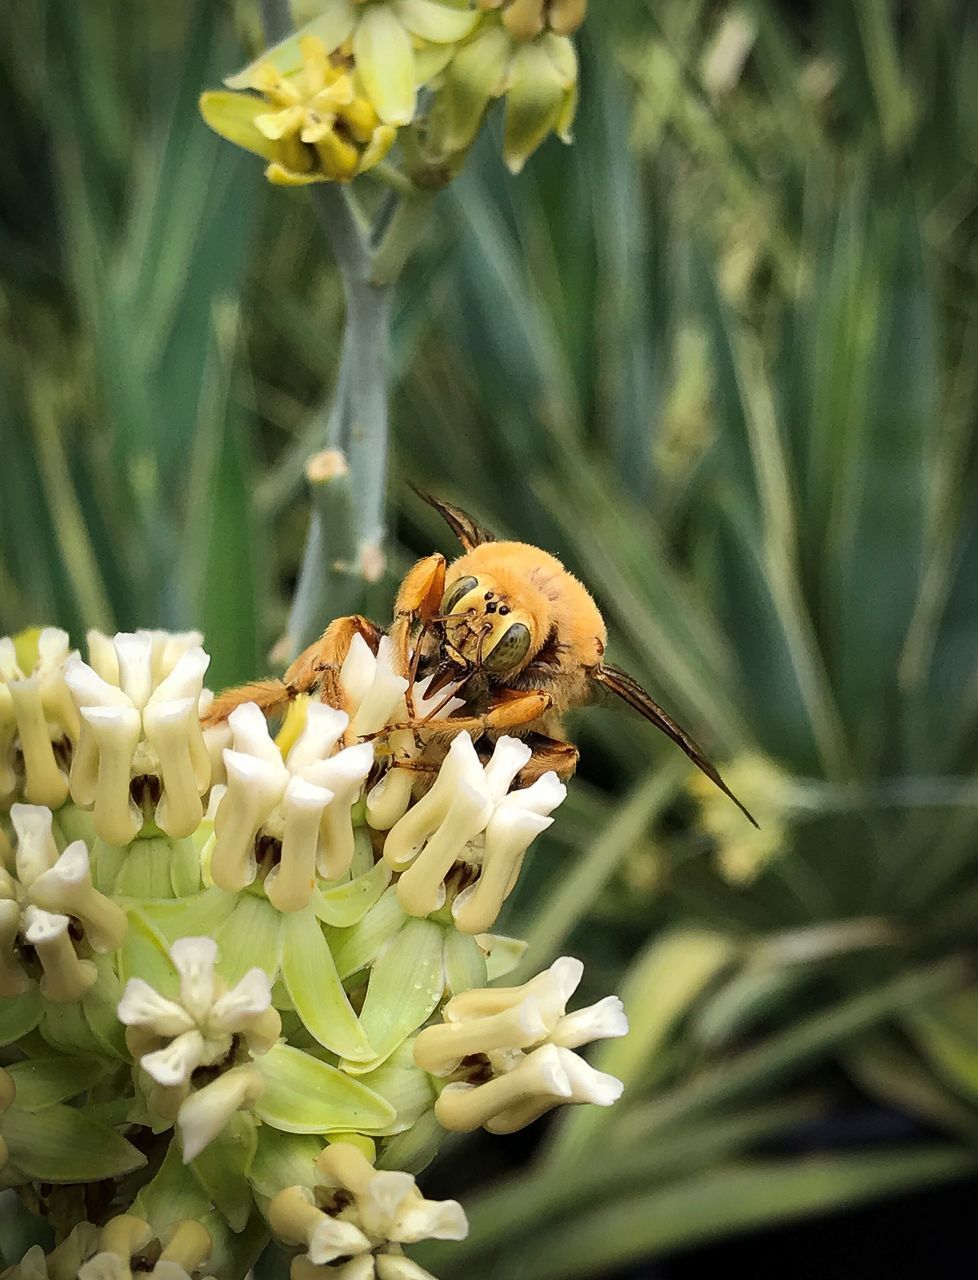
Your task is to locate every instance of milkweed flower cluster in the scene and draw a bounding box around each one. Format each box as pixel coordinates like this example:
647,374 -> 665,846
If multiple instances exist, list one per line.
200,0 -> 590,183
0,624 -> 626,1280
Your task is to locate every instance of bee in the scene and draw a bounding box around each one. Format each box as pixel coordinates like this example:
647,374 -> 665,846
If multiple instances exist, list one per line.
203,491 -> 756,825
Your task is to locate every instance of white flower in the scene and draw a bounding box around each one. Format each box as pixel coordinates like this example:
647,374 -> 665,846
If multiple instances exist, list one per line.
268,1142 -> 466,1279
336,633 -> 464,834
414,956 -> 626,1133
117,936 -> 280,1161
77,1217 -> 213,1280
0,804 -> 126,1002
0,628 -> 79,808
65,631 -> 212,846
210,700 -> 374,911
382,733 -> 565,930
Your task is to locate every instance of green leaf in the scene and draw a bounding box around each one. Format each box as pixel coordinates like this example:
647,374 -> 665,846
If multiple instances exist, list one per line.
351,918 -> 445,1073
253,1043 -> 396,1135
4,1057 -> 106,1110
280,907 -> 375,1062
548,928 -> 737,1161
0,1104 -> 145,1182
495,1151 -> 976,1280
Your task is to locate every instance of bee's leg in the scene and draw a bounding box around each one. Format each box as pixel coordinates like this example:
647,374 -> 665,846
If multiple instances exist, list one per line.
390,553 -> 447,708
412,689 -> 553,740
284,615 -> 384,692
200,679 -> 293,729
516,734 -> 580,784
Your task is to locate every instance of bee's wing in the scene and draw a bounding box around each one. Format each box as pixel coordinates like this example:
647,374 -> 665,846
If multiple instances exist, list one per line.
594,664 -> 759,828
411,486 -> 497,551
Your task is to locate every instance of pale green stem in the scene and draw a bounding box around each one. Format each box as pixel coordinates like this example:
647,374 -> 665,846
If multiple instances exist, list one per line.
259,1 -> 437,657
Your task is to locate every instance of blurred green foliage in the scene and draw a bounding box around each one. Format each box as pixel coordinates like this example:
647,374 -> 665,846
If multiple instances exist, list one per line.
3,0 -> 978,1273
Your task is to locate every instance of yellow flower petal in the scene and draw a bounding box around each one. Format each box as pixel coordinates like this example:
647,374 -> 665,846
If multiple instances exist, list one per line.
255,105 -> 307,142
358,125 -> 398,174
265,161 -> 328,187
199,91 -> 279,162
225,2 -> 358,89
353,4 -> 418,126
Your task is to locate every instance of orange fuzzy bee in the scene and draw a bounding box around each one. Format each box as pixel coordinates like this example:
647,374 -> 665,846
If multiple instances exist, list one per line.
203,491 -> 756,824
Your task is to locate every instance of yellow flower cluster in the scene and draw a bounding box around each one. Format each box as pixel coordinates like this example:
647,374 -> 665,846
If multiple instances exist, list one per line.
201,36 -> 395,185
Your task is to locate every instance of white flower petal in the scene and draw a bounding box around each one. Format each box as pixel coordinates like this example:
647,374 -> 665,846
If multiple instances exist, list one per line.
141,1029 -> 208,1086
210,967 -> 274,1030
117,978 -> 196,1036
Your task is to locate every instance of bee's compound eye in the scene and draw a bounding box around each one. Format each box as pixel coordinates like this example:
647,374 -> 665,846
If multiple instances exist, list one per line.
441,576 -> 479,614
484,623 -> 532,674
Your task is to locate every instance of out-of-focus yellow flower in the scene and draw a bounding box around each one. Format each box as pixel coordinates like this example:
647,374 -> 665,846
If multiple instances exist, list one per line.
245,1 -> 481,129
200,36 -> 396,185
439,12 -> 580,173
689,753 -> 792,885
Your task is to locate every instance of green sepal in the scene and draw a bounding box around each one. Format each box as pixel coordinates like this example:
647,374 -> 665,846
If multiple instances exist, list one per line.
253,1043 -> 396,1135
169,836 -> 204,896
326,887 -> 406,979
356,1041 -> 435,1135
440,22 -> 511,151
134,1135 -> 213,1224
313,858 -> 391,928
0,988 -> 41,1047
225,3 -> 358,90
114,837 -> 181,899
215,894 -> 283,985
38,958 -> 126,1061
281,908 -> 375,1062
190,1114 -> 258,1233
119,907 -> 180,998
376,1107 -> 444,1176
0,1104 -> 145,1182
53,803 -> 97,850
347,918 -> 445,1074
249,1126 -> 324,1199
137,887 -> 238,948
481,933 -> 528,982
353,3 -> 417,126
443,929 -> 487,997
4,1057 -> 106,1110
396,0 -> 480,43
88,837 -> 128,895
502,39 -> 570,174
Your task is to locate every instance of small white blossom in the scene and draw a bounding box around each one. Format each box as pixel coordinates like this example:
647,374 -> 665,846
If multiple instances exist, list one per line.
268,1142 -> 466,1279
0,629 -> 79,808
77,1216 -> 213,1280
382,733 -> 565,930
210,701 -> 374,910
414,956 -> 626,1134
65,631 -> 212,846
335,634 -> 463,834
0,804 -> 126,1002
117,936 -> 280,1161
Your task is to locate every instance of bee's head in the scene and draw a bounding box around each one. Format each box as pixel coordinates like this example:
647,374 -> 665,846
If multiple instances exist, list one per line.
438,570 -> 541,677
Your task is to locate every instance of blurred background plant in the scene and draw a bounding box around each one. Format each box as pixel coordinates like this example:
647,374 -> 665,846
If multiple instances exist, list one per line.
2,0 -> 978,1275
